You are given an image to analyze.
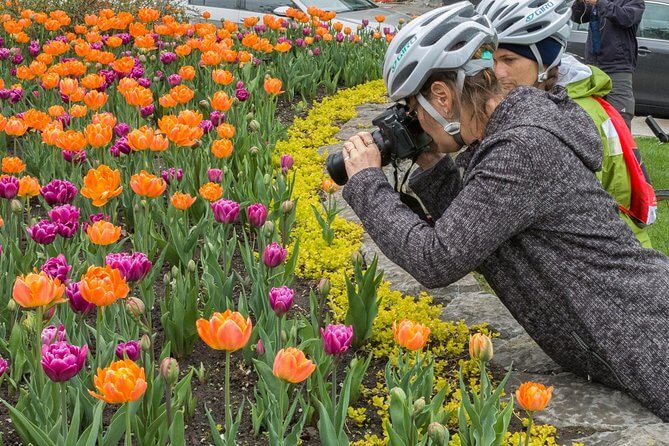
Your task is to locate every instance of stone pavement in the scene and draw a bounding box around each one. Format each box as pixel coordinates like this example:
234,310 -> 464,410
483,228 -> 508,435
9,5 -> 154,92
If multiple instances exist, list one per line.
320,102 -> 669,445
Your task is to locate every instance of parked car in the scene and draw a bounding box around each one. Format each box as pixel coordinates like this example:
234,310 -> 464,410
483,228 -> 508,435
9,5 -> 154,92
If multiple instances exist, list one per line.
567,0 -> 669,117
184,0 -> 413,32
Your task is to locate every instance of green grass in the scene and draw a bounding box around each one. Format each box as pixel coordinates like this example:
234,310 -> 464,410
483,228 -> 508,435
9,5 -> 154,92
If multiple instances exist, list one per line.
636,137 -> 669,255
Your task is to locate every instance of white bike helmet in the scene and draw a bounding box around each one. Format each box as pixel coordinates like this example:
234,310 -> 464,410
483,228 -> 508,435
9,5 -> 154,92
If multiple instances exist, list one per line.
383,1 -> 497,146
383,1 -> 498,102
477,0 -> 574,82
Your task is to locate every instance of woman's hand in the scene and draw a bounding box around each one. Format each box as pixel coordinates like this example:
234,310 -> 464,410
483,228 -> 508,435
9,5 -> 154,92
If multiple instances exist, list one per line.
343,132 -> 382,179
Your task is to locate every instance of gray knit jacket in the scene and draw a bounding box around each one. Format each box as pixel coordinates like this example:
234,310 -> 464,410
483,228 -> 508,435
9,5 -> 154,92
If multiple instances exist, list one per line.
342,86 -> 669,421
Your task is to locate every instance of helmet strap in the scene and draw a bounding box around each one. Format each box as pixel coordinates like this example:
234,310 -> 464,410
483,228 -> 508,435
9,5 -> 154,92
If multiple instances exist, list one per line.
416,93 -> 465,147
531,43 -> 566,84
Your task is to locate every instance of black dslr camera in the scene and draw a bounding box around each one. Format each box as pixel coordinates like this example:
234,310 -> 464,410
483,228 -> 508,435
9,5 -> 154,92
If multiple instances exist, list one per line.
326,103 -> 433,185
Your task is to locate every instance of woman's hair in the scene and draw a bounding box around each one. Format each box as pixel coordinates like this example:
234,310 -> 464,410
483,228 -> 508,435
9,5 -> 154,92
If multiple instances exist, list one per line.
419,46 -> 502,129
541,66 -> 560,92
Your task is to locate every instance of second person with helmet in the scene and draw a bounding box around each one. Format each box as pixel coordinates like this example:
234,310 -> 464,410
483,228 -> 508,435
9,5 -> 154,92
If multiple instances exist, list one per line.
477,0 -> 654,248
341,1 -> 669,421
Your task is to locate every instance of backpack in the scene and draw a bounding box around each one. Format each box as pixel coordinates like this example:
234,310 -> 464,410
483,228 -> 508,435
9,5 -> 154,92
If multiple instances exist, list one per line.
594,97 -> 657,226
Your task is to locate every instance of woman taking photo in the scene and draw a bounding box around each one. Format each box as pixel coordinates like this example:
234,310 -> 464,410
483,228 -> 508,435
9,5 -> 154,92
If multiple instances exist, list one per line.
476,0 -> 654,248
341,2 -> 669,421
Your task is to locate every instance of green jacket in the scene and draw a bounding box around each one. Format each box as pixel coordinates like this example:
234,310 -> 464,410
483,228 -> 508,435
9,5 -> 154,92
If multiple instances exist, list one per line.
559,55 -> 652,248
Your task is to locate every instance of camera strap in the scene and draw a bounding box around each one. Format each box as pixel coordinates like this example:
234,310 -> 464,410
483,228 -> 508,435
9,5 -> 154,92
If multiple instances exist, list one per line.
392,158 -> 433,225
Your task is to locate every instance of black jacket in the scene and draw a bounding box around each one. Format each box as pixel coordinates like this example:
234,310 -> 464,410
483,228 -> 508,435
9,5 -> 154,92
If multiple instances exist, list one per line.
343,87 -> 669,421
572,0 -> 645,73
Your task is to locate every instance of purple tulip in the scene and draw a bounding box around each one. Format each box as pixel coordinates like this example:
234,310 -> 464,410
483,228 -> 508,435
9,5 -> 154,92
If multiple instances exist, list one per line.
336,32 -> 344,43
67,282 -> 96,314
115,340 -> 141,361
105,252 -> 152,282
209,111 -> 225,126
280,154 -> 294,174
161,167 -> 183,185
41,341 -> 88,382
136,77 -> 151,88
48,204 -> 79,224
268,286 -> 294,317
262,242 -> 287,268
26,220 -> 59,245
114,122 -> 130,137
199,119 -> 214,133
361,19 -> 369,27
207,168 -> 223,183
235,88 -> 249,102
211,199 -> 240,224
167,74 -> 182,86
0,176 -> 19,199
246,203 -> 267,227
140,104 -> 155,118
41,254 -> 72,284
41,324 -> 67,345
0,48 -> 9,60
40,179 -> 78,206
0,357 -> 7,376
159,52 -> 177,64
321,324 -> 354,356
62,149 -> 86,164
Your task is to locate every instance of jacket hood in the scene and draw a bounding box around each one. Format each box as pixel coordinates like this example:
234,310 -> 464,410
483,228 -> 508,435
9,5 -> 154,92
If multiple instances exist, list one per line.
484,86 -> 603,172
557,54 -> 612,99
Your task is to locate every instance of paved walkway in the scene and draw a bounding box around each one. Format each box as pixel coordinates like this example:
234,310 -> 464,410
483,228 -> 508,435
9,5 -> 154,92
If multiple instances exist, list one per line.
321,102 -> 669,445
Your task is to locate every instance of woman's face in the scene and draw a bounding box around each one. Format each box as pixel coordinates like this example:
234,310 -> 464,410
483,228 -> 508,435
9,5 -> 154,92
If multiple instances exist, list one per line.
493,48 -> 539,91
406,83 -> 480,153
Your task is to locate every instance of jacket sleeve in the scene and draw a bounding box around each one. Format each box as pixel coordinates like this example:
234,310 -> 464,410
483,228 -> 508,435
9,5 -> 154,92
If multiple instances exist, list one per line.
342,137 -> 541,289
572,1 -> 591,23
596,0 -> 644,27
408,155 -> 462,220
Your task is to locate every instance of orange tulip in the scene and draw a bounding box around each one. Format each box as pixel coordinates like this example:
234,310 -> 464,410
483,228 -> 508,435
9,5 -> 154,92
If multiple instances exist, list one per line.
87,220 -> 122,245
272,348 -> 316,384
150,133 -> 169,152
69,104 -> 88,118
199,182 -> 223,202
177,110 -> 203,127
92,112 -> 117,128
56,129 -> 87,152
80,265 -> 129,306
178,65 -> 196,80
4,117 -> 28,136
18,176 -> 40,197
196,310 -> 252,352
89,359 -> 147,404
59,77 -> 79,96
171,192 -> 196,210
515,382 -> 554,412
84,123 -> 113,148
211,139 -> 233,159
127,126 -> 154,151
48,105 -> 66,118
130,170 -> 167,198
22,109 -> 52,131
169,85 -> 195,105
81,74 -> 106,90
243,16 -> 259,28
212,69 -> 234,85
392,319 -> 430,351
274,41 -> 291,52
375,15 -> 385,23
123,86 -> 153,107
469,333 -> 494,362
2,156 -> 26,174
84,90 -> 108,110
13,272 -> 66,308
263,77 -> 283,95
211,91 -> 233,112
321,178 -> 337,194
81,165 -> 123,207
216,123 -> 235,139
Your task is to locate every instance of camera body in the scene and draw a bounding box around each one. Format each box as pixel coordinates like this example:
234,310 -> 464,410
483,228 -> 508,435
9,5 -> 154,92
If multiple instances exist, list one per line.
326,103 -> 433,185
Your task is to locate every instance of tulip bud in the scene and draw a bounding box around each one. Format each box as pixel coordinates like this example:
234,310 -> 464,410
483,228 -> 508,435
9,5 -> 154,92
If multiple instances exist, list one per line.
249,120 -> 260,132
187,259 -> 197,272
350,251 -> 363,265
7,299 -> 17,312
199,99 -> 210,109
10,199 -> 22,213
428,422 -> 448,446
140,334 -> 151,352
469,333 -> 494,363
163,273 -> 171,284
262,220 -> 274,237
317,278 -> 331,298
281,200 -> 294,214
138,55 -> 147,62
153,76 -> 161,83
255,339 -> 265,355
160,357 -> 180,386
413,397 -> 426,415
390,387 -> 406,404
263,173 -> 271,185
126,296 -> 145,317
222,166 -> 229,175
249,146 -> 259,156
149,55 -> 157,62
246,112 -> 254,120
171,265 -> 179,278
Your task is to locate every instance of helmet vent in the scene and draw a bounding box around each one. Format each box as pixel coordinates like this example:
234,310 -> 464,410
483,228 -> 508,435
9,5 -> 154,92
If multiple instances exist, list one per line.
420,20 -> 458,47
392,61 -> 418,93
395,34 -> 417,55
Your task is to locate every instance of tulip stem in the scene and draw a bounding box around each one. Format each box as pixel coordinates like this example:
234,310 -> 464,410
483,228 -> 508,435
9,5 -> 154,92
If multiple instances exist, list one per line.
60,382 -> 68,440
165,383 -> 172,429
34,306 -> 43,390
225,351 -> 231,439
524,412 -> 533,446
331,358 -> 338,425
277,317 -> 282,352
125,403 -> 132,446
96,308 -> 104,371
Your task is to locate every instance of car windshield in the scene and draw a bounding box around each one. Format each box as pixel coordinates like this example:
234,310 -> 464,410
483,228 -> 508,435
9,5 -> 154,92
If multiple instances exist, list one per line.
300,0 -> 377,12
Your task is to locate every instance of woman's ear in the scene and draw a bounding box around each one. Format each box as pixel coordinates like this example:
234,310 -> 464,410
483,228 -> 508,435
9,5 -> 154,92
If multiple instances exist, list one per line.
429,81 -> 453,113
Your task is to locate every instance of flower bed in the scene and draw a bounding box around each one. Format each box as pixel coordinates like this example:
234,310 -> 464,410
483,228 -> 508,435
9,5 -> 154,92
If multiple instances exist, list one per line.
0,3 -> 579,445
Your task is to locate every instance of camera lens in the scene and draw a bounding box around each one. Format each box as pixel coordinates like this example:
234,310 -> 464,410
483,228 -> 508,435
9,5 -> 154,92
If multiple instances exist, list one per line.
326,151 -> 349,186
